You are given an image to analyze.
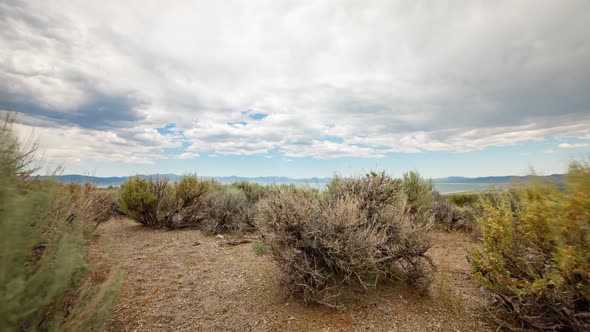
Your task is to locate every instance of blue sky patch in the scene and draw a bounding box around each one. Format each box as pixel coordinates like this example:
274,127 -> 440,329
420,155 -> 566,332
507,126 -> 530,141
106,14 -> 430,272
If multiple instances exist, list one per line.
322,136 -> 344,143
156,123 -> 176,135
248,113 -> 268,120
227,121 -> 247,127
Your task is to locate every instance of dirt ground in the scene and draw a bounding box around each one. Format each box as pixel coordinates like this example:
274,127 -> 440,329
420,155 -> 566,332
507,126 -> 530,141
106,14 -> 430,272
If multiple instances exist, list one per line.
90,218 -> 493,331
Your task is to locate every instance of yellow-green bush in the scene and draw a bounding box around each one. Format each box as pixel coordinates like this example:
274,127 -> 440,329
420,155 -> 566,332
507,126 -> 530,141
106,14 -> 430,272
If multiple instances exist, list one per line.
176,174 -> 220,208
174,175 -> 222,226
469,162 -> 590,331
448,193 -> 480,207
0,118 -> 120,331
120,174 -> 261,232
230,181 -> 269,205
401,170 -> 435,226
118,176 -> 176,228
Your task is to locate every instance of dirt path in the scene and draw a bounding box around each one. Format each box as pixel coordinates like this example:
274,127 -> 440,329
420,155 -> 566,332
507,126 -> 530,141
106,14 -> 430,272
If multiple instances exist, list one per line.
91,218 -> 492,331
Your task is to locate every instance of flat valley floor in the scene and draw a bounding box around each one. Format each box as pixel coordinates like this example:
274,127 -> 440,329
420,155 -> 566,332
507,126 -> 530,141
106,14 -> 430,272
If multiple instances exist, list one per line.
91,218 -> 493,331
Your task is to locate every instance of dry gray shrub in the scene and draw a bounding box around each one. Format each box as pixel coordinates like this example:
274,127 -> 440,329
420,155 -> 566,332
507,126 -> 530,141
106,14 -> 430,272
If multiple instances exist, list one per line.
52,183 -> 119,227
433,191 -> 456,230
433,191 -> 480,232
326,172 -> 404,220
257,182 -> 433,306
200,188 -> 254,234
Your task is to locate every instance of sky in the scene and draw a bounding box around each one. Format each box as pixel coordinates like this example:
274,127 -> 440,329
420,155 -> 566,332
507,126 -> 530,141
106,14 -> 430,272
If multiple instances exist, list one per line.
1,0 -> 590,178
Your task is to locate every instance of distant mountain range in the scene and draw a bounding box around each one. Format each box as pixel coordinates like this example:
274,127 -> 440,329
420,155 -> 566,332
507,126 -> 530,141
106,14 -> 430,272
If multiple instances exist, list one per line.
38,173 -> 565,187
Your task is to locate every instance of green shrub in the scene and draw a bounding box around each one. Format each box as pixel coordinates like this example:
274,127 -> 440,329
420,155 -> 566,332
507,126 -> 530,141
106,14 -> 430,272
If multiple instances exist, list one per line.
176,174 -> 220,208
119,174 -> 257,231
448,193 -> 480,207
469,162 -> 590,331
257,178 -> 433,306
0,117 -> 120,331
174,175 -> 221,226
230,181 -> 269,204
270,183 -> 321,200
252,242 -> 267,256
175,174 -> 201,208
118,176 -> 176,228
401,170 -> 435,226
200,188 -> 253,234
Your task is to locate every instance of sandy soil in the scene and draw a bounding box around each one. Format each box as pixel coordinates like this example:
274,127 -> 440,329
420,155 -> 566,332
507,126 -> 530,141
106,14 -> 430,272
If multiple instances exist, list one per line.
91,218 -> 493,331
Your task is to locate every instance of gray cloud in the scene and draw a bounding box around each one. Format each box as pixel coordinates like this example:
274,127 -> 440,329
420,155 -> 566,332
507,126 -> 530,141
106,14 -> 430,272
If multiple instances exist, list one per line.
0,85 -> 145,130
2,0 -> 590,162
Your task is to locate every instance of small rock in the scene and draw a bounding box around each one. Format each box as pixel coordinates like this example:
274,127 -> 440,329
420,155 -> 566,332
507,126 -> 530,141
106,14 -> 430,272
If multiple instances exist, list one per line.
192,241 -> 201,246
216,234 -> 225,240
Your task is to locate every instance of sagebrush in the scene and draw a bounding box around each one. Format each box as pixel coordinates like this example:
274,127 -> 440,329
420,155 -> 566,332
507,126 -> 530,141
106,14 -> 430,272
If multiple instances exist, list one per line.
402,170 -> 435,226
200,188 -> 254,234
119,174 -> 256,233
469,162 -> 590,331
257,173 -> 434,306
118,176 -> 176,228
0,116 -> 120,331
433,191 -> 479,232
175,175 -> 221,226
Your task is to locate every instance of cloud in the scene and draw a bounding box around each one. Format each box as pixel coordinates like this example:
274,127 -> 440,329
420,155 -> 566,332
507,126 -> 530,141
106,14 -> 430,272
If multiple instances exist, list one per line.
0,1 -> 147,130
175,152 -> 200,160
543,149 -> 556,154
2,0 -> 590,162
282,140 -> 386,159
11,121 -> 182,166
558,143 -> 590,149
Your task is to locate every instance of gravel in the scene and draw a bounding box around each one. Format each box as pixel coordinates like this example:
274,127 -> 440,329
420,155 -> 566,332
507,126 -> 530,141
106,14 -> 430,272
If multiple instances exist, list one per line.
90,218 -> 493,331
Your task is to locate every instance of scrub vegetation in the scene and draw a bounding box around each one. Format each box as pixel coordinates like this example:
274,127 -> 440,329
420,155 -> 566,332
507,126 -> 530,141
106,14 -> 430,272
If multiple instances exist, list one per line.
3,114 -> 588,331
469,163 -> 590,331
0,117 -> 121,331
256,173 -> 434,306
